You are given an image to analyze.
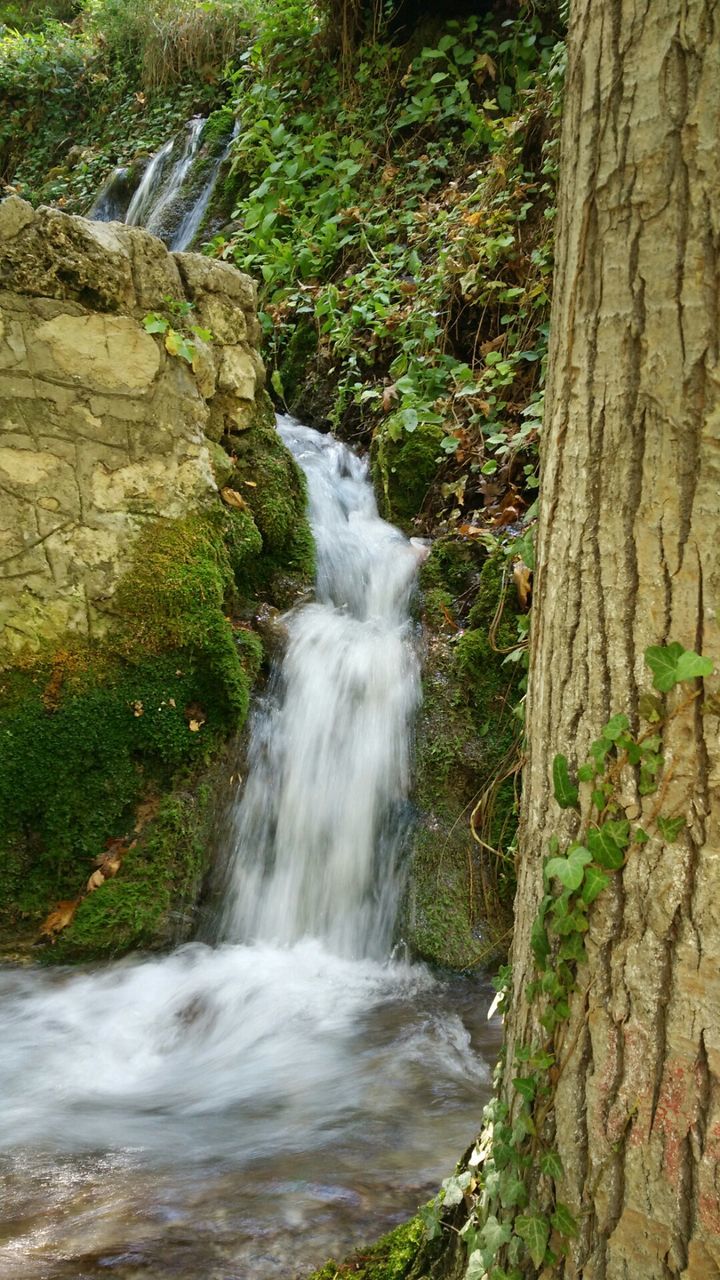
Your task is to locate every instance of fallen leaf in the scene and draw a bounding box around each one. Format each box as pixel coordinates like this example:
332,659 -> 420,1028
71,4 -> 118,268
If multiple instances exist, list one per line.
220,486 -> 248,510
184,702 -> 206,727
382,384 -> 399,413
86,869 -> 105,893
480,334 -> 505,356
39,900 -> 79,938
513,558 -> 533,608
492,505 -> 520,527
242,479 -> 258,488
131,700 -> 144,717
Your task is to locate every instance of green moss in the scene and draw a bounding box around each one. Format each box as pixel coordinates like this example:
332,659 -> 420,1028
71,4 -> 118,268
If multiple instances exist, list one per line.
0,398 -> 316,960
419,536 -> 479,599
402,545 -> 521,969
278,319 -> 318,408
50,781 -> 215,962
203,105 -> 235,151
0,479 -> 300,958
371,421 -> 445,528
225,392 -> 315,600
307,1214 -> 435,1280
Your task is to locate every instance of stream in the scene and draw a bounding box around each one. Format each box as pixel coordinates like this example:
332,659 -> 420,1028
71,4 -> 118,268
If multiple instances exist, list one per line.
0,418 -> 499,1276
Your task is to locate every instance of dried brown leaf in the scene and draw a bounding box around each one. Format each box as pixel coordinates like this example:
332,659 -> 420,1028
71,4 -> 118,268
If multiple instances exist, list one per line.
220,487 -> 248,510
513,558 -> 533,608
39,899 -> 79,937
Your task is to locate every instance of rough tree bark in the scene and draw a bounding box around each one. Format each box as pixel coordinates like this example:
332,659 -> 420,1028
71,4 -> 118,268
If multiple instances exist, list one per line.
506,2 -> 720,1278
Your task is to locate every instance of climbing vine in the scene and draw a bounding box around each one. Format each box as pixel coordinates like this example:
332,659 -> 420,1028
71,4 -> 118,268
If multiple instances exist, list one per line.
420,642 -> 715,1279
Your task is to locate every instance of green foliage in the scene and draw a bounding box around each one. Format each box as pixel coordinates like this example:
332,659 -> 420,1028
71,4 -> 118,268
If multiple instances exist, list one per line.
0,9 -> 223,209
645,641 -> 713,691
209,2 -> 564,528
423,642 -> 715,1277
143,296 -> 213,365
0,0 -> 80,33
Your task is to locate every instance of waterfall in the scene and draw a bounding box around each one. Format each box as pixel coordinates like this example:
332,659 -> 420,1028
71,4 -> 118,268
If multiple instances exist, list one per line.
170,121 -> 239,252
91,115 -> 235,251
219,419 -> 422,958
0,419 -> 495,1279
126,116 -> 206,242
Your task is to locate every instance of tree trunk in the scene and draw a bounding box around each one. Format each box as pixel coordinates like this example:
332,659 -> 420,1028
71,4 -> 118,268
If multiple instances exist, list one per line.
507,2 -> 720,1277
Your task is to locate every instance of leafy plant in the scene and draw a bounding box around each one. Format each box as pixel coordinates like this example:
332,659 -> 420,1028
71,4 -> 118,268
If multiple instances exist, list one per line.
421,642 -> 715,1278
143,295 -> 212,365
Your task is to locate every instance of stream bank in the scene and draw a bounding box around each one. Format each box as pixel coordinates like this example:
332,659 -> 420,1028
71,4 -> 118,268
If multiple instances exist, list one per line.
0,195 -> 313,960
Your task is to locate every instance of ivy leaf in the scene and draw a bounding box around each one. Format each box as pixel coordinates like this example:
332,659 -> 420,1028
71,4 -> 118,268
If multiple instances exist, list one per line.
656,815 -> 686,842
499,1169 -> 528,1209
418,1200 -> 442,1240
552,754 -> 579,809
603,713 -> 629,740
551,1202 -> 579,1238
164,329 -> 195,364
545,846 -> 591,891
645,642 -> 685,691
441,1173 -> 469,1207
515,1213 -> 549,1267
465,1249 -> 486,1280
675,650 -> 714,682
638,692 -> 663,723
581,864 -> 610,904
577,763 -> 595,782
527,1048 -> 555,1070
512,1076 -> 536,1103
539,1149 -> 564,1180
603,819 -> 631,847
587,824 -> 625,870
479,1213 -> 512,1258
143,311 -> 168,334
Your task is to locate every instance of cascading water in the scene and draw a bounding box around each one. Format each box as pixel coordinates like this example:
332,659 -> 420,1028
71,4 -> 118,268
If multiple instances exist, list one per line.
0,420 -> 499,1280
125,116 -> 206,244
218,419 -> 421,959
170,121 -> 239,252
90,115 -> 236,252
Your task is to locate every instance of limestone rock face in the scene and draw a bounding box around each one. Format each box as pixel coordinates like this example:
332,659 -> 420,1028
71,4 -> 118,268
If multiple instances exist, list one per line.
0,197 -> 267,659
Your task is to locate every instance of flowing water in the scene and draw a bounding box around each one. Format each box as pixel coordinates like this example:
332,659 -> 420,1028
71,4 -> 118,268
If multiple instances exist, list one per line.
0,420 -> 499,1280
90,116 -> 236,252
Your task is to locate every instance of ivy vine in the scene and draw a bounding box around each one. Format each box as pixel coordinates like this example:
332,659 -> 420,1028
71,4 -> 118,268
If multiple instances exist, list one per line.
421,641 -> 715,1279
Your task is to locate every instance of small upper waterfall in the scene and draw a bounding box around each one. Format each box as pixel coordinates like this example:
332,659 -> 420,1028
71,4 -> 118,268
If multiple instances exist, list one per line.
219,419 -> 422,958
90,115 -> 235,251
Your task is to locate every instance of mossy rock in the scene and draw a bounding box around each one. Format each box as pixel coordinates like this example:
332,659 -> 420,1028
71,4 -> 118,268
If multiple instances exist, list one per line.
401,543 -> 522,969
0,421 -> 313,960
278,319 -> 319,409
371,420 -> 445,529
307,1214 -> 447,1280
225,391 -> 315,601
49,772 -> 222,963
